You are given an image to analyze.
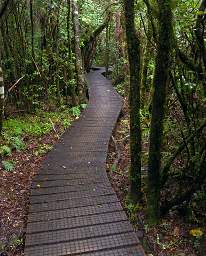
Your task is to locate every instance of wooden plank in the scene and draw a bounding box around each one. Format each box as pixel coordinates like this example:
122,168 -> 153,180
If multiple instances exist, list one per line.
24,68 -> 145,256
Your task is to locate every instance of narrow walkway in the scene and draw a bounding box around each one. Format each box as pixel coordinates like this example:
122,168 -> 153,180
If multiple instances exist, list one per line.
24,68 -> 145,256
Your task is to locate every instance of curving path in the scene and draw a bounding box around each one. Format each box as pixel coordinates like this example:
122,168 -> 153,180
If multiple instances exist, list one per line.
24,68 -> 146,256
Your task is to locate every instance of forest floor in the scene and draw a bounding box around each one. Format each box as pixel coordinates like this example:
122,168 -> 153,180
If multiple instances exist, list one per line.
106,98 -> 205,256
0,106 -> 81,256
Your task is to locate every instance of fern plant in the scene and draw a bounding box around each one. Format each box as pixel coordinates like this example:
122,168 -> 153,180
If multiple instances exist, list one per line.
70,106 -> 81,117
11,137 -> 26,151
0,145 -> 12,156
2,160 -> 15,172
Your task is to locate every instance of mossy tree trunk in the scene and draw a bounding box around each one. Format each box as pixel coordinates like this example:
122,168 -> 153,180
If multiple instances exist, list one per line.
67,0 -> 78,105
105,23 -> 110,77
123,0 -> 142,203
141,19 -> 153,102
147,0 -> 174,224
0,63 -> 4,134
29,0 -> 35,61
0,0 -> 11,133
115,12 -> 124,58
195,0 -> 206,95
71,0 -> 86,102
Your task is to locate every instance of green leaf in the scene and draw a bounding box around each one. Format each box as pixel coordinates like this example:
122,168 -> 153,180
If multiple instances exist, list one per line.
70,106 -> 81,117
111,164 -> 117,172
11,137 -> 26,151
2,160 -> 15,172
81,104 -> 87,109
0,145 -> 12,156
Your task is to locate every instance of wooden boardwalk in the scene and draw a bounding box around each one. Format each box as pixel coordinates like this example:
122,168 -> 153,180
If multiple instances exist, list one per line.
24,68 -> 146,256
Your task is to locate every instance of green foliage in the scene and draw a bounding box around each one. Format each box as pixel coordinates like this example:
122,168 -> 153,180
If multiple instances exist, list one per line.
70,106 -> 81,117
4,118 -> 51,137
3,109 -> 72,138
34,144 -> 53,156
0,145 -> 12,156
80,0 -> 105,36
81,103 -> 87,109
0,235 -> 23,254
0,108 -> 73,161
2,160 -> 15,172
10,237 -> 24,250
115,83 -> 125,96
111,163 -> 117,173
125,202 -> 142,224
11,137 -> 26,151
70,104 -> 87,117
63,119 -> 71,128
1,0 -> 81,110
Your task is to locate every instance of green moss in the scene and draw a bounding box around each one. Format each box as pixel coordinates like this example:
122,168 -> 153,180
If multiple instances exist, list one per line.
0,106 -> 80,162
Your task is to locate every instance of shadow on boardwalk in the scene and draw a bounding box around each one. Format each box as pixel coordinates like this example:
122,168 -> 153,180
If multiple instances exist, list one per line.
24,68 -> 146,256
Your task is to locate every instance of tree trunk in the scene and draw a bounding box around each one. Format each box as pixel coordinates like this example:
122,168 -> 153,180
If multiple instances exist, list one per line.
115,12 -> 124,58
195,0 -> 206,95
123,0 -> 142,203
71,0 -> 86,102
195,0 -> 206,68
141,18 -> 152,100
147,0 -> 174,224
67,0 -> 78,105
105,23 -> 110,77
0,0 -> 10,133
0,65 -> 4,134
29,0 -> 35,60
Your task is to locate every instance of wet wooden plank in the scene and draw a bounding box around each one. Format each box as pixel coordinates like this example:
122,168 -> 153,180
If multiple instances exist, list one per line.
24,68 -> 145,256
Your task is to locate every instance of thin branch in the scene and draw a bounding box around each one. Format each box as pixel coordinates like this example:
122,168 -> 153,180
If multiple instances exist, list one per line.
8,75 -> 25,93
4,75 -> 25,102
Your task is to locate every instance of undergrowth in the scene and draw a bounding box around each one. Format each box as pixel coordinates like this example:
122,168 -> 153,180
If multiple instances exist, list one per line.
0,104 -> 86,172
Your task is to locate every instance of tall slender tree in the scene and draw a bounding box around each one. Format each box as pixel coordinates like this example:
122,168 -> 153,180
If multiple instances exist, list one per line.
0,0 -> 10,133
29,0 -> 35,60
0,64 -> 4,134
71,0 -> 86,102
123,0 -> 142,203
147,0 -> 174,224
